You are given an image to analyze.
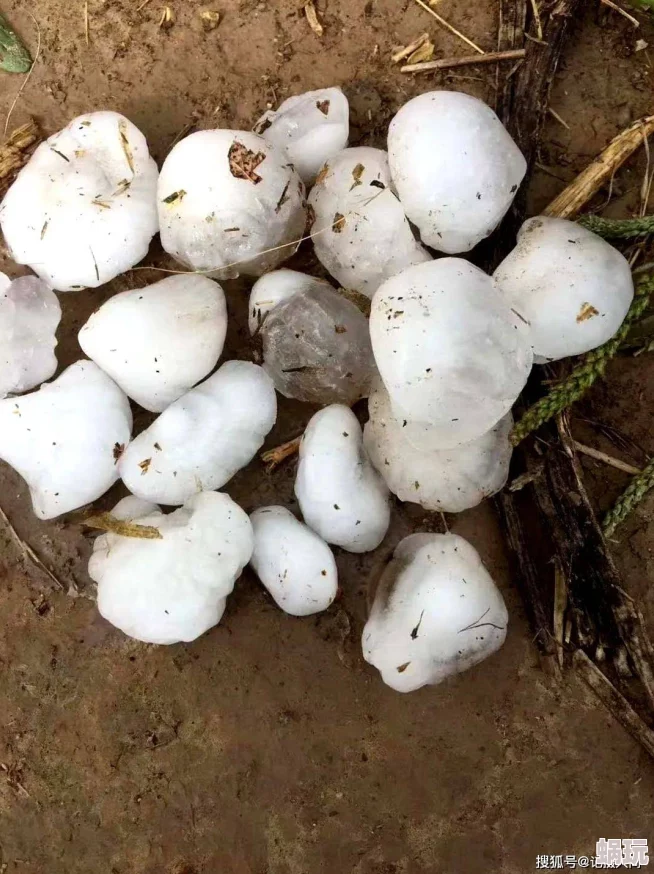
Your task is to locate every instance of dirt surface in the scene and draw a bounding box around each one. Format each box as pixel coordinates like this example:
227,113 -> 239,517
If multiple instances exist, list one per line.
2,2 -> 654,872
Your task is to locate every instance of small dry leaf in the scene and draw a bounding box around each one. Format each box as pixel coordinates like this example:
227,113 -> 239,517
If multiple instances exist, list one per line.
228,141 -> 266,184
199,9 -> 220,31
275,181 -> 290,213
350,163 -> 365,190
117,119 -> 135,175
635,38 -> 649,52
576,302 -> 599,323
40,220 -> 48,240
162,189 -> 187,206
139,458 -> 152,475
159,5 -> 175,28
406,39 -> 434,65
315,163 -> 330,186
113,442 -> 126,463
304,0 -> 324,36
92,198 -> 111,209
316,99 -> 330,115
114,178 -> 132,196
332,212 -> 346,233
396,662 -> 411,673
74,149 -> 86,158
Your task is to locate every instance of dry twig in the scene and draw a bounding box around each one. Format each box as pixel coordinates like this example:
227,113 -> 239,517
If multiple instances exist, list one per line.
391,32 -> 429,64
600,0 -> 640,26
401,47 -> 524,73
409,0 -> 485,55
0,505 -> 65,591
4,12 -> 41,136
261,436 -> 302,472
572,441 -> 642,475
304,1 -> 324,36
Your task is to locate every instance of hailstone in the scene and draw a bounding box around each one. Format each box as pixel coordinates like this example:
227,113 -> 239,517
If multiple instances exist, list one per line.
0,360 -> 132,519
364,381 -> 512,513
370,259 -> 533,449
309,146 -> 430,297
91,491 -> 253,645
261,282 -> 376,404
158,130 -> 306,278
119,360 -> 277,505
254,87 -> 349,184
295,405 -> 390,553
493,216 -> 634,362
0,112 -> 159,291
0,273 -> 62,398
249,506 -> 338,616
79,274 -> 227,412
248,268 -> 330,335
387,90 -> 526,254
362,533 -> 508,693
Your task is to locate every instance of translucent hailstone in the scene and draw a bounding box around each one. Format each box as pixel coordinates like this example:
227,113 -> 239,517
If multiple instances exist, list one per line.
248,268 -> 330,335
295,405 -> 390,553
308,146 -> 431,298
249,506 -> 338,616
362,533 -> 508,692
387,90 -> 526,254
369,259 -> 533,449
158,130 -> 306,278
0,273 -> 62,399
254,87 -> 349,184
493,217 -> 635,362
79,274 -> 227,412
261,282 -> 376,404
0,360 -> 132,520
364,381 -> 512,513
119,361 -> 277,505
91,492 -> 253,645
0,112 -> 159,291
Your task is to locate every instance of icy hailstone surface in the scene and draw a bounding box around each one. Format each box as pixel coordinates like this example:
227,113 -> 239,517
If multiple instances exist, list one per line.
79,274 -> 227,412
387,91 -> 527,254
0,273 -> 62,399
493,217 -> 635,362
0,112 -> 159,291
309,146 -> 430,298
364,380 -> 512,513
91,492 -> 253,645
370,259 -> 533,449
255,87 -> 349,184
0,360 -> 132,520
119,361 -> 277,506
295,405 -> 390,553
158,130 -> 306,278
362,533 -> 508,693
248,269 -> 330,335
261,284 -> 376,404
249,506 -> 338,616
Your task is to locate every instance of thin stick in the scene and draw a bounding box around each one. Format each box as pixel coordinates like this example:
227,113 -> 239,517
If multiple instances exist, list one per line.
0,505 -> 65,591
543,114 -> 654,219
136,0 -> 152,10
84,1 -> 89,44
553,561 -> 567,671
260,436 -> 302,472
401,47 -> 524,73
548,106 -> 570,129
391,32 -> 429,64
600,0 -> 640,27
529,0 -> 543,40
573,441 -> 642,475
4,13 -> 41,136
410,0 -> 485,55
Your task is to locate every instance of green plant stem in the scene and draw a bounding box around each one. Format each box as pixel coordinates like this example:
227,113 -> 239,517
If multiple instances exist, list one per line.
603,456 -> 654,537
578,214 -> 654,240
510,275 -> 654,446
0,12 -> 31,73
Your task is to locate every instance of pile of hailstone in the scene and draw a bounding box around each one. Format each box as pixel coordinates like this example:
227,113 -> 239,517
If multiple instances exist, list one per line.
0,89 -> 635,694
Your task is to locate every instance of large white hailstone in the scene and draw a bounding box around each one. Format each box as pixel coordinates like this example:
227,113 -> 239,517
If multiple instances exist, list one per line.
295,405 -> 390,553
0,273 -> 62,398
387,91 -> 526,254
249,506 -> 338,616
79,275 -> 227,412
254,87 -> 349,184
91,492 -> 253,645
370,259 -> 533,449
158,130 -> 306,278
0,360 -> 132,520
308,147 -> 431,298
248,268 -> 330,335
493,216 -> 635,362
364,381 -> 512,513
362,533 -> 508,693
119,360 -> 276,505
0,112 -> 159,291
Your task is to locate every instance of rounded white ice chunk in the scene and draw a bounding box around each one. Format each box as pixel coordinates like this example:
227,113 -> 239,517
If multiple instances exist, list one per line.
249,505 -> 338,616
91,491 -> 253,645
79,274 -> 227,412
364,381 -> 512,512
248,268 -> 327,335
295,405 -> 390,553
158,130 -> 306,278
119,360 -> 277,505
308,146 -> 431,298
387,90 -> 526,254
0,360 -> 132,520
0,273 -> 62,398
0,112 -> 159,291
254,87 -> 349,184
370,258 -> 533,449
362,533 -> 508,692
493,216 -> 635,362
